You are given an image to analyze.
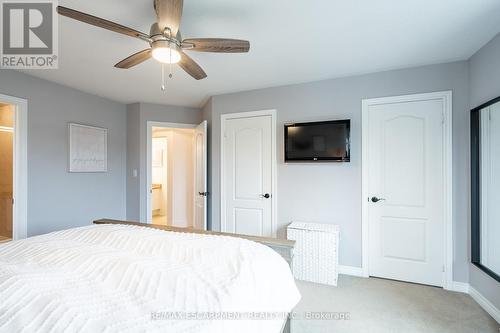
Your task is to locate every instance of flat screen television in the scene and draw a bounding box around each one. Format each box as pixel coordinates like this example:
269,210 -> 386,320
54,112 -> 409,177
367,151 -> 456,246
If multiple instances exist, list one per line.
284,119 -> 350,162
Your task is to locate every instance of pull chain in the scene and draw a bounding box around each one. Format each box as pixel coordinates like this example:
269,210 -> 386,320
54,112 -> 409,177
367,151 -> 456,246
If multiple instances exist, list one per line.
161,64 -> 166,91
160,27 -> 173,91
169,41 -> 173,79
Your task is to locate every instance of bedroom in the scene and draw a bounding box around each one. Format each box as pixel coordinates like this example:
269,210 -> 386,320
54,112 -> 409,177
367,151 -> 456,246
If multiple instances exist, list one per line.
0,0 -> 499,332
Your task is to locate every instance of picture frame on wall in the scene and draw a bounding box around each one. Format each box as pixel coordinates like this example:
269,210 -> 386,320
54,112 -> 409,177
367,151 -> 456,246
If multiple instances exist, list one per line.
68,123 -> 108,172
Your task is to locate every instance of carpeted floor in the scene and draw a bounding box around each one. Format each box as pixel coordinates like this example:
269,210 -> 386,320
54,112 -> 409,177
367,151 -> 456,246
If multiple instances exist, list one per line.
291,275 -> 499,333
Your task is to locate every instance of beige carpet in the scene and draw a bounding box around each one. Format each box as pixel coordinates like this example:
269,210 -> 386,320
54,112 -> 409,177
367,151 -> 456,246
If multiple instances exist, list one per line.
291,275 -> 499,333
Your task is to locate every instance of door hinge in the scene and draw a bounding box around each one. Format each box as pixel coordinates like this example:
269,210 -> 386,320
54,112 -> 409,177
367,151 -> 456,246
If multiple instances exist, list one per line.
12,198 -> 14,205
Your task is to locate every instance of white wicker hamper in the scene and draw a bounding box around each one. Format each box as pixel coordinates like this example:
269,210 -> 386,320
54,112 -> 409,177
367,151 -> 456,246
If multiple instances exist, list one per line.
287,222 -> 339,286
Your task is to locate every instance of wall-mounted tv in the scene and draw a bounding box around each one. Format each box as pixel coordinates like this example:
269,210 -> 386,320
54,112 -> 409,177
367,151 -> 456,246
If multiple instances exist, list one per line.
284,119 -> 350,162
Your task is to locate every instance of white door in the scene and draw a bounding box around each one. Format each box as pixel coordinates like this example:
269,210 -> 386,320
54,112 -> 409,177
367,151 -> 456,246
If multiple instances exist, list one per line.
222,114 -> 274,237
194,121 -> 207,230
365,95 -> 445,286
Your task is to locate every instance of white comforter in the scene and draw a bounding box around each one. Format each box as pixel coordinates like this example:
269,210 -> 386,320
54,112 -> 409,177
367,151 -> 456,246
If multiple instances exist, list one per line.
0,225 -> 300,333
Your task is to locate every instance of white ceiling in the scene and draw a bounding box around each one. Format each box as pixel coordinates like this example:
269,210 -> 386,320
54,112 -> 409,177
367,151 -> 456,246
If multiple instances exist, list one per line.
21,0 -> 500,108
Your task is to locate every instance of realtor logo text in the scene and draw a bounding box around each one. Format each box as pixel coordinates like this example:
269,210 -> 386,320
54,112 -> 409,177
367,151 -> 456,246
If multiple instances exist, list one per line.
1,0 -> 58,69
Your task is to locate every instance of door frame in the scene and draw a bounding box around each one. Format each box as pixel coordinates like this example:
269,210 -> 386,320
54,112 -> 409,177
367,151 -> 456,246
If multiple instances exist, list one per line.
220,109 -> 278,237
361,91 -> 453,289
145,121 -> 198,224
0,93 -> 28,240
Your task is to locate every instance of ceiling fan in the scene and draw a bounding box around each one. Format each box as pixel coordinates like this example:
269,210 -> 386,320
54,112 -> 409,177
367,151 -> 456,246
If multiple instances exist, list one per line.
56,0 -> 250,80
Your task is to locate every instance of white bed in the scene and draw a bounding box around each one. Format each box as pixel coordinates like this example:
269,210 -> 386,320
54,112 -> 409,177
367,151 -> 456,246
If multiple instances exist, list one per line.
0,224 -> 300,332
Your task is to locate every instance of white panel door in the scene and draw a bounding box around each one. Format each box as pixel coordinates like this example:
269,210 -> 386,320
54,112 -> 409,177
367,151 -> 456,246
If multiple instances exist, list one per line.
367,98 -> 444,286
223,115 -> 273,237
194,121 -> 207,230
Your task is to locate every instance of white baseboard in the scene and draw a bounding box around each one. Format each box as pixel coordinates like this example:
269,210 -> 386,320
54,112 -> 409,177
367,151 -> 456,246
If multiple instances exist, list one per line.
469,286 -> 500,324
447,281 -> 469,293
338,265 -> 364,277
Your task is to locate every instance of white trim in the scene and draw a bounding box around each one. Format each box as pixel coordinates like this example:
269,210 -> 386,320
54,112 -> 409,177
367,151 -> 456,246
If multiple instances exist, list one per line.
361,91 -> 453,289
145,121 -> 197,223
469,286 -> 500,324
220,110 -> 278,237
0,93 -> 28,240
338,265 -> 365,277
448,281 -> 470,294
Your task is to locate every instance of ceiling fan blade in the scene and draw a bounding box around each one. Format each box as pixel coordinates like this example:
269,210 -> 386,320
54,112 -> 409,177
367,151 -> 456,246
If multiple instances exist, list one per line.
115,49 -> 152,69
154,0 -> 183,36
57,6 -> 150,41
178,52 -> 207,80
182,38 -> 250,53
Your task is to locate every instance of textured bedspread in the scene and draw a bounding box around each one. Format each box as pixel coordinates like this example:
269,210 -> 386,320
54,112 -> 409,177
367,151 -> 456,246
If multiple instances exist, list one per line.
0,225 -> 300,333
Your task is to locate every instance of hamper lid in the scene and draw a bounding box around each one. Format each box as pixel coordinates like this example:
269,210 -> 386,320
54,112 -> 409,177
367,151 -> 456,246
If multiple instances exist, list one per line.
287,222 -> 339,233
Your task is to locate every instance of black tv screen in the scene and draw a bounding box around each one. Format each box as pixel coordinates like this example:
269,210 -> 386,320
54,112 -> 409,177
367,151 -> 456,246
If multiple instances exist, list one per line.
284,120 -> 350,162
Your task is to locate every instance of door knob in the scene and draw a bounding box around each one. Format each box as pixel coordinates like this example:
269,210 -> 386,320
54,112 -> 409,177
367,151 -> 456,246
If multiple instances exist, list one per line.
371,196 -> 386,203
198,192 -> 208,197
260,193 -> 271,199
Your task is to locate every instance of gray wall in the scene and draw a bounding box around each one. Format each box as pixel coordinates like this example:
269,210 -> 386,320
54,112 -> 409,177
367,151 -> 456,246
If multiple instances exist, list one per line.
468,33 -> 500,310
0,69 -> 127,236
126,103 -> 141,220
206,61 -> 470,282
126,102 -> 202,221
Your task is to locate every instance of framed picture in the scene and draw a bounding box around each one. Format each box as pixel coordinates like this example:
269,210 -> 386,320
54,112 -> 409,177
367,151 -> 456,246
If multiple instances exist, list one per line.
69,123 -> 107,172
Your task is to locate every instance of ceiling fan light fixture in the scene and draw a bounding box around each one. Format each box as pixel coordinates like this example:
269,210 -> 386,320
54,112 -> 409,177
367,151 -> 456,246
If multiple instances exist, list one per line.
152,41 -> 181,64
57,2 -> 249,79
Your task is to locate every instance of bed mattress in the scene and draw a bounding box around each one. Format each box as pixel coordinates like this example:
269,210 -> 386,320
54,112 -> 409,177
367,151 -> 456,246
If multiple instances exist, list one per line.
0,224 -> 300,332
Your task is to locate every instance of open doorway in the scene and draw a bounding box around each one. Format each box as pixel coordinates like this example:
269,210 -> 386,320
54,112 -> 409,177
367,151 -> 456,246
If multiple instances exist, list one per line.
147,121 -> 207,230
0,93 -> 27,242
0,103 -> 13,243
